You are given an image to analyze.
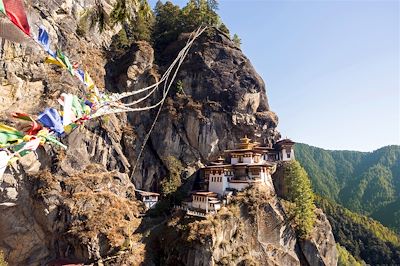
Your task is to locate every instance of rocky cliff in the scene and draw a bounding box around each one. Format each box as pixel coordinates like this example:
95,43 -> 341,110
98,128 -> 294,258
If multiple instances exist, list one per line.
146,181 -> 337,266
0,1 -> 336,265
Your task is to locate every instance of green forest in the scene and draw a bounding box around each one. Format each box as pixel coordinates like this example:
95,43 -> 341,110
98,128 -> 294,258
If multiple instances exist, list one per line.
295,143 -> 400,233
317,196 -> 400,265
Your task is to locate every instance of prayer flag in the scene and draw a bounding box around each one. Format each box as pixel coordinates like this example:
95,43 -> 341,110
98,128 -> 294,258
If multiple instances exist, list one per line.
45,56 -> 66,68
0,124 -> 24,147
38,26 -> 50,51
56,50 -> 74,75
37,108 -> 64,135
84,72 -> 95,89
0,0 -> 5,14
11,112 -> 43,135
3,0 -> 30,35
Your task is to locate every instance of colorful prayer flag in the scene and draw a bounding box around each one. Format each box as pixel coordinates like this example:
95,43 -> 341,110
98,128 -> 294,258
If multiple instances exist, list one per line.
45,56 -> 66,68
56,49 -> 74,75
38,26 -> 50,51
84,72 -> 95,89
11,112 -> 43,135
0,0 -> 5,14
37,108 -> 65,136
3,0 -> 30,35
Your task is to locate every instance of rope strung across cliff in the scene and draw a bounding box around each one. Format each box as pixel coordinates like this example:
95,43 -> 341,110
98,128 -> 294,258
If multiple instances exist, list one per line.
130,26 -> 207,180
94,26 -> 206,117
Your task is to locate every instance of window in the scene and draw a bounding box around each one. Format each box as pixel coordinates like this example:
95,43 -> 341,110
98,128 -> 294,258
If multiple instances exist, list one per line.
287,153 -> 291,158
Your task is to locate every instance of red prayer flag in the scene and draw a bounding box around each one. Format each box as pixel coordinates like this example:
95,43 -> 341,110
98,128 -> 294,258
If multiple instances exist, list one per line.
3,0 -> 30,35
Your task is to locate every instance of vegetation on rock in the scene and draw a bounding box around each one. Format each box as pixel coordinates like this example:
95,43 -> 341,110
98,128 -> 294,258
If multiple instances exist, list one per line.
0,250 -> 7,266
337,244 -> 363,266
152,0 -> 230,53
232,33 -> 241,47
295,143 -> 400,233
31,165 -> 145,263
125,0 -> 155,42
160,156 -> 184,196
282,161 -> 316,239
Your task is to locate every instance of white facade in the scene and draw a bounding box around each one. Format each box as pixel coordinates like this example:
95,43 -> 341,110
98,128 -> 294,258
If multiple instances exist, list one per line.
231,157 -> 238,164
192,195 -> 209,210
209,172 -> 228,195
142,195 -> 158,209
209,201 -> 221,212
243,154 -> 253,164
192,194 -> 221,213
280,148 -> 295,161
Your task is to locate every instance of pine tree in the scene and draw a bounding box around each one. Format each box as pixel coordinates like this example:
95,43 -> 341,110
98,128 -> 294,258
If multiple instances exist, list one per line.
284,160 -> 316,238
232,33 -> 241,47
152,1 -> 183,52
128,0 -> 154,41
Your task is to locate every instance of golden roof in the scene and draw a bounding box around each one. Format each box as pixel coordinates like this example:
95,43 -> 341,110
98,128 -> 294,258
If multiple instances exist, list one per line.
237,135 -> 257,149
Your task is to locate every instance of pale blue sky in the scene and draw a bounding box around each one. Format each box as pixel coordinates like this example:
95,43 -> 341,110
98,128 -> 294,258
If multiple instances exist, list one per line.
150,0 -> 400,152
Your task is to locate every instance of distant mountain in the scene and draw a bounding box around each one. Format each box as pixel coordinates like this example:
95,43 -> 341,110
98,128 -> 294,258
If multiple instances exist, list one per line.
317,196 -> 400,265
295,143 -> 400,232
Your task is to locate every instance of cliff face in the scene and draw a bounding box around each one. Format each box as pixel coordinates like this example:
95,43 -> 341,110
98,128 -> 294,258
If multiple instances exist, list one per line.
0,1 -> 336,265
105,31 -> 280,190
151,182 -> 336,266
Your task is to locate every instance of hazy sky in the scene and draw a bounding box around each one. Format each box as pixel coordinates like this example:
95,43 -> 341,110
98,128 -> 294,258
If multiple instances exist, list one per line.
150,0 -> 400,152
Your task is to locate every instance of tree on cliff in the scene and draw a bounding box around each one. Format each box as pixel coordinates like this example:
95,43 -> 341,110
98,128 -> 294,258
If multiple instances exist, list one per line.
79,0 -> 153,35
284,160 -> 316,238
160,156 -> 183,196
152,1 -> 183,52
181,0 -> 220,31
232,33 -> 241,47
152,0 -> 229,53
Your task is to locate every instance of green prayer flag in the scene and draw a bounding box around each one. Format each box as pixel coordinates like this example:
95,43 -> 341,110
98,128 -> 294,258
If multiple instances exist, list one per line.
0,0 -> 5,14
72,95 -> 84,118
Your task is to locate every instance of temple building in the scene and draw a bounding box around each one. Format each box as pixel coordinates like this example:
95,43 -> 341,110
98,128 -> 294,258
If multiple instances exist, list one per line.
183,136 -> 295,215
137,191 -> 160,210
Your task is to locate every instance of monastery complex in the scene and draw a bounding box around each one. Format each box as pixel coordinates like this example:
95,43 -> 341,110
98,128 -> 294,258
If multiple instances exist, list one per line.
182,137 -> 295,215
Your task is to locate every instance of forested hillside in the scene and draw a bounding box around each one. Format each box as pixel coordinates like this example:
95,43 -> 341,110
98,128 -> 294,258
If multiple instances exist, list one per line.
317,196 -> 400,265
295,143 -> 400,232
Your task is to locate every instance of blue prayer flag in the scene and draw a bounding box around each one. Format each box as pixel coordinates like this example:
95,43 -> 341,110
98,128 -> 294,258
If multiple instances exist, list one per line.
38,108 -> 64,136
38,26 -> 50,51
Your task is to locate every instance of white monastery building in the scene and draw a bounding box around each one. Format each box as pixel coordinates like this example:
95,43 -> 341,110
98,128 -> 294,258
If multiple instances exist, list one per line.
137,191 -> 160,210
185,136 -> 295,214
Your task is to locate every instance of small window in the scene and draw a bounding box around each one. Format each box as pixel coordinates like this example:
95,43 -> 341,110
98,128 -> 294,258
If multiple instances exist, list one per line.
287,153 -> 291,158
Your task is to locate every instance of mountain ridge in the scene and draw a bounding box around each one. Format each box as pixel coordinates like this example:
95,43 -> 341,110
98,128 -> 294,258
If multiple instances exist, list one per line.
295,142 -> 400,233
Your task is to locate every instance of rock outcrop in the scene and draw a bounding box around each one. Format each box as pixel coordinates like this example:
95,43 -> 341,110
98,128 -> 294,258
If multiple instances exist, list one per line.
106,31 -> 280,190
153,184 -> 337,266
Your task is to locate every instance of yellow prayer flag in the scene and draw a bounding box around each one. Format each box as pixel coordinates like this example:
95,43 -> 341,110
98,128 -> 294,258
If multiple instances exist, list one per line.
45,57 -> 66,68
